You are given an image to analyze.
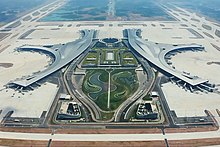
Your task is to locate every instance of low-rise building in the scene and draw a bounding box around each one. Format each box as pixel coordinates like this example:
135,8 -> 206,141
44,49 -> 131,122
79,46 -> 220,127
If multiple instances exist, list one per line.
59,93 -> 71,100
151,91 -> 159,102
136,102 -> 158,120
57,102 -> 81,120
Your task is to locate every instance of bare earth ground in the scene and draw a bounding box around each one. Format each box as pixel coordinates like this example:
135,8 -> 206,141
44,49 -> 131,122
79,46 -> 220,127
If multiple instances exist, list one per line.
207,61 -> 220,65
0,138 -> 220,147
0,127 -> 52,133
0,33 -> 11,41
50,141 -> 166,147
168,138 -> 220,147
55,128 -> 162,134
211,43 -> 220,52
0,127 -> 162,134
165,125 -> 218,133
0,125 -> 218,134
0,45 -> 10,53
0,139 -> 166,147
0,63 -> 13,68
0,138 -> 48,147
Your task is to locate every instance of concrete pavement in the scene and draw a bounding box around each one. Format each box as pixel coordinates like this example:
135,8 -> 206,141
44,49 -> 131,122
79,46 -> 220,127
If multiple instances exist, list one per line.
0,123 -> 219,141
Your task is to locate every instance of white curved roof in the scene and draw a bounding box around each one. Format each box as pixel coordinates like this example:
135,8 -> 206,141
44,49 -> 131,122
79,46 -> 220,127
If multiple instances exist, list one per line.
126,29 -> 208,86
11,29 -> 96,87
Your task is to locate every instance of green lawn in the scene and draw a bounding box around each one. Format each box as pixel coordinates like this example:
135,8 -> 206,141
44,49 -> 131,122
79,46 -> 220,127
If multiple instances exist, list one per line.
82,69 -> 108,95
109,69 -> 139,110
82,69 -> 139,111
143,94 -> 152,101
100,111 -> 114,121
121,51 -> 138,66
82,52 -> 99,66
99,69 -> 109,82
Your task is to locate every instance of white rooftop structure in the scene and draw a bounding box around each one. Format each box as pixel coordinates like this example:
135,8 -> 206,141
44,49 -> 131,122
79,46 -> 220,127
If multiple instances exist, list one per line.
106,52 -> 114,60
59,93 -> 71,100
126,29 -> 209,87
151,91 -> 159,97
9,30 -> 96,87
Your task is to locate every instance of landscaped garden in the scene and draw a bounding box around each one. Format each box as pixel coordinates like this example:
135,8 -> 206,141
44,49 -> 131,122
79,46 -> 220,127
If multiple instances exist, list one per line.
82,69 -> 139,111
